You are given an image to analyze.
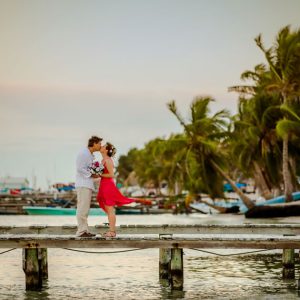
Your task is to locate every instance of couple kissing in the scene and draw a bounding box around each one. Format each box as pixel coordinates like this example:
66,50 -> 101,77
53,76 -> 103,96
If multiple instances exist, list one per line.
75,136 -> 134,238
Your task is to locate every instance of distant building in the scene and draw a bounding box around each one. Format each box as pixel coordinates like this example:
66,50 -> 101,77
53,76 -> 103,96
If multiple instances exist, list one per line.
0,176 -> 30,189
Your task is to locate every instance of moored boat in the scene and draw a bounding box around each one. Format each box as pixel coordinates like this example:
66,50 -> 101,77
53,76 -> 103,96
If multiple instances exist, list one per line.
23,206 -> 106,216
239,191 -> 300,214
22,205 -> 168,215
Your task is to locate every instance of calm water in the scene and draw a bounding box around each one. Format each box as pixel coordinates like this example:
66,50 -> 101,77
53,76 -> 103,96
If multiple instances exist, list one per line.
0,213 -> 300,300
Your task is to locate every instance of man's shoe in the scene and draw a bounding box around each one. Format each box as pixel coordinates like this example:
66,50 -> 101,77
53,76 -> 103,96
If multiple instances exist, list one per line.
87,232 -> 96,237
78,232 -> 95,238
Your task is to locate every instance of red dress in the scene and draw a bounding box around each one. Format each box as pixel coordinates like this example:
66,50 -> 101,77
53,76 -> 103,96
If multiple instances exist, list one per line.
97,158 -> 134,212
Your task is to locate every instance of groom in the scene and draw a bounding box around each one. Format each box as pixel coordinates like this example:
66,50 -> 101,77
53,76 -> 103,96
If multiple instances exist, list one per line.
75,135 -> 102,237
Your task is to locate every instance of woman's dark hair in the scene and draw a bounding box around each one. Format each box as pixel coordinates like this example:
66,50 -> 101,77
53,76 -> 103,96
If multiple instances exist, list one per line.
88,136 -> 102,147
106,142 -> 116,157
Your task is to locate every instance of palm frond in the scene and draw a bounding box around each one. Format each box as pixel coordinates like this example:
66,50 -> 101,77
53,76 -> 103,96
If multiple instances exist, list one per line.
228,85 -> 255,95
167,100 -> 188,131
276,119 -> 300,138
280,104 -> 300,121
255,33 -> 282,82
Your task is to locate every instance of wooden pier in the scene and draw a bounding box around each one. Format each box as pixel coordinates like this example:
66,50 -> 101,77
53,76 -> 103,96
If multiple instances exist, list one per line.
1,224 -> 300,291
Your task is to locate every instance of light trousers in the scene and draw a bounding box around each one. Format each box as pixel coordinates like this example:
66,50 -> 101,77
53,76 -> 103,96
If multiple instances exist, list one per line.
76,187 -> 92,236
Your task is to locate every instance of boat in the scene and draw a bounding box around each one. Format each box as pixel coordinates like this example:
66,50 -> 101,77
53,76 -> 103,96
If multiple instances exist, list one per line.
239,191 -> 300,214
23,205 -> 173,215
190,195 -> 243,214
238,191 -> 300,218
23,206 -> 106,216
223,182 -> 247,192
259,191 -> 300,205
189,203 -> 219,214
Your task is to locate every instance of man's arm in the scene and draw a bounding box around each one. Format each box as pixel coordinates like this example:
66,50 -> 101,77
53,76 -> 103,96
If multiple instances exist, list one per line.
76,153 -> 92,178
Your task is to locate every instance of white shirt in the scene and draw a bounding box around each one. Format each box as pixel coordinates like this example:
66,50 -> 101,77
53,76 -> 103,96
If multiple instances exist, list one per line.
75,147 -> 95,191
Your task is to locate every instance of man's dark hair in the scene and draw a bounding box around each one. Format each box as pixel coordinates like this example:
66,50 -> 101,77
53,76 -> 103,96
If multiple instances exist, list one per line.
88,136 -> 103,147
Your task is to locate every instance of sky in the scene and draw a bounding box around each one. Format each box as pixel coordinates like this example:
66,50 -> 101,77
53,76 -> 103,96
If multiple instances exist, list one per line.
1,0 -> 300,189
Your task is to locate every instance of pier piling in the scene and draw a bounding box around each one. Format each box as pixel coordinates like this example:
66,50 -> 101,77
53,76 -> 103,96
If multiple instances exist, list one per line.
170,248 -> 183,290
282,249 -> 295,279
22,248 -> 43,290
40,248 -> 48,279
159,248 -> 171,285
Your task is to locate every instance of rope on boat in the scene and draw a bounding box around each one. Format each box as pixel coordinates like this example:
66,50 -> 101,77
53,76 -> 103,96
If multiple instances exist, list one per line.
0,248 -> 16,255
63,248 -> 144,254
188,248 -> 275,256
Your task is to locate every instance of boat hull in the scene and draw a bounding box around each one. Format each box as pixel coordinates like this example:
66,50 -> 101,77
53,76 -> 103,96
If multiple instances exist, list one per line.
23,206 -> 106,216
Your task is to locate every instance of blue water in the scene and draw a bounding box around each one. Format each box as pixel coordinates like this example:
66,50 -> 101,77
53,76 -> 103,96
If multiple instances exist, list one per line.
0,214 -> 300,299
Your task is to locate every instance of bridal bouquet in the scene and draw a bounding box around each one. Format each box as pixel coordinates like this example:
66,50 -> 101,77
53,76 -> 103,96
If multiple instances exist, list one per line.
89,161 -> 104,175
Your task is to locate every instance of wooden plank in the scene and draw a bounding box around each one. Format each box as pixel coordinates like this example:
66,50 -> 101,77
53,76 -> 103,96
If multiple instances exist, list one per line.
1,224 -> 300,235
1,235 -> 300,249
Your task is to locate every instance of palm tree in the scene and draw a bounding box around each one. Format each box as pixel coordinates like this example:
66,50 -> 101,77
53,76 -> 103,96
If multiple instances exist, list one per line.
117,148 -> 139,185
277,104 -> 300,137
276,103 -> 300,190
168,96 -> 255,209
151,134 -> 188,195
255,26 -> 300,201
229,93 -> 283,199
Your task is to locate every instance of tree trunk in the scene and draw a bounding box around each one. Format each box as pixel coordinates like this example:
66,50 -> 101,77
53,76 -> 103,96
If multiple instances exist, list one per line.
200,199 -> 227,213
211,160 -> 255,209
253,162 -> 273,199
289,156 -> 300,191
282,92 -> 294,203
199,199 -> 239,213
282,136 -> 293,202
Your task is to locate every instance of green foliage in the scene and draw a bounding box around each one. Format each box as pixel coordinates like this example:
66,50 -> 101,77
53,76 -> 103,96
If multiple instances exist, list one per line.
117,148 -> 139,183
167,96 -> 230,198
230,25 -> 300,196
118,25 -> 300,201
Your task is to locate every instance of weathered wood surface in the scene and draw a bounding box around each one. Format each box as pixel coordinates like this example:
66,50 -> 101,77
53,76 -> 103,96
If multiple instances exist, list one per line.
282,249 -> 295,279
170,248 -> 183,290
159,248 -> 171,282
1,224 -> 300,235
40,248 -> 48,279
1,234 -> 300,249
22,248 -> 42,290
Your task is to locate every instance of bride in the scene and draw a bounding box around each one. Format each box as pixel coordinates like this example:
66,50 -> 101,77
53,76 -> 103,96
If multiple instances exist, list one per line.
97,142 -> 134,238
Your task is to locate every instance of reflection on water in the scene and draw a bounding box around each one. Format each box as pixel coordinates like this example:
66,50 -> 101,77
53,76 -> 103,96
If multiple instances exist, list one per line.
0,214 -> 300,299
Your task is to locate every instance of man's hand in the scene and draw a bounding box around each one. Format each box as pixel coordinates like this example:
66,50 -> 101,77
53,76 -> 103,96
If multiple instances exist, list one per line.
91,174 -> 101,178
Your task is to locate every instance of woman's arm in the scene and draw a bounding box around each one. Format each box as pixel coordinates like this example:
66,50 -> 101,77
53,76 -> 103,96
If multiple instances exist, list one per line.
101,159 -> 114,178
